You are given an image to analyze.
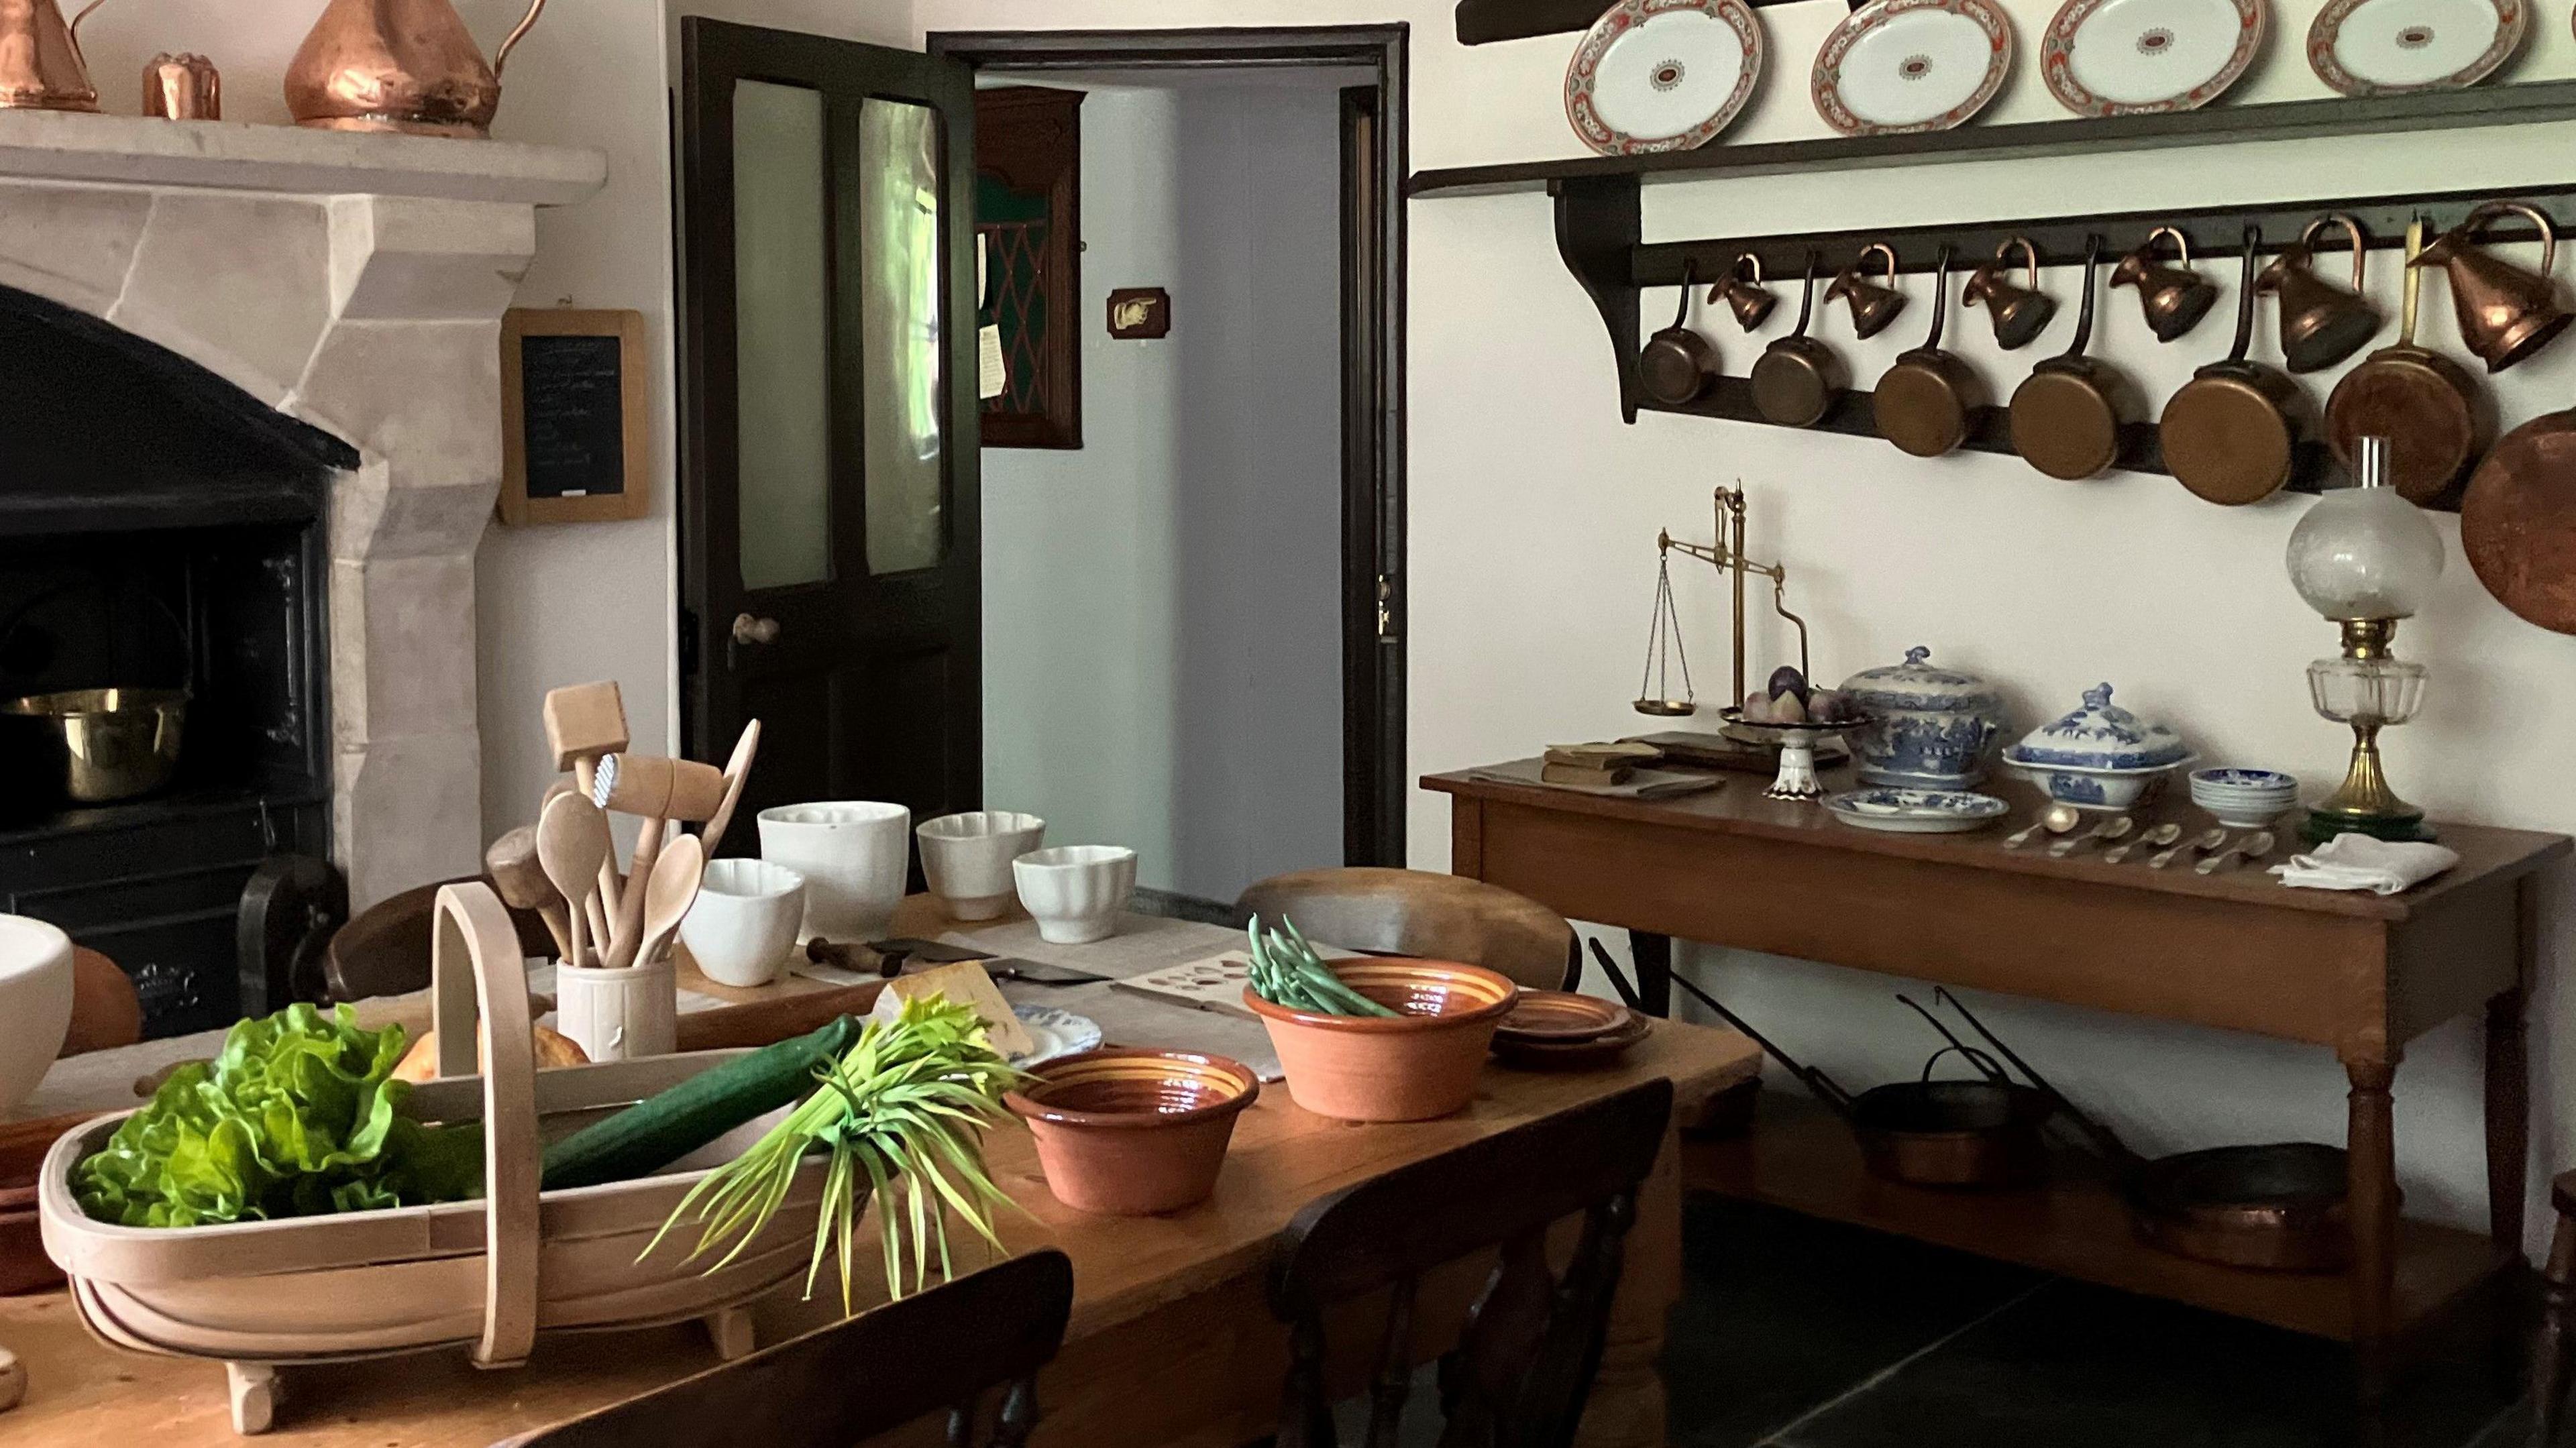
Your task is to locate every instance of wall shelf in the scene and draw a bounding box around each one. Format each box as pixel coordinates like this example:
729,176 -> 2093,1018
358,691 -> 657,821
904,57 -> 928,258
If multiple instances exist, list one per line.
1409,80 -> 2576,198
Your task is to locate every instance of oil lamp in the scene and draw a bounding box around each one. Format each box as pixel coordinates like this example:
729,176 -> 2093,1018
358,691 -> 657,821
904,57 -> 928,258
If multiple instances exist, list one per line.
2284,435 -> 2445,843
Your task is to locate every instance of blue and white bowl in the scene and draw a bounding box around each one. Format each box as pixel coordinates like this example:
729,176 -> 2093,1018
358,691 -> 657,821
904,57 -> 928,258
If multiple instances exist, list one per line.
2003,755 -> 2198,814
2188,767 -> 2300,827
1825,787 -> 2010,834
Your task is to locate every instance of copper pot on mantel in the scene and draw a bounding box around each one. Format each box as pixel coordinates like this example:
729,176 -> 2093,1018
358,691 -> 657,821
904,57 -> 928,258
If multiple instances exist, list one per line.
284,0 -> 551,139
0,0 -> 112,113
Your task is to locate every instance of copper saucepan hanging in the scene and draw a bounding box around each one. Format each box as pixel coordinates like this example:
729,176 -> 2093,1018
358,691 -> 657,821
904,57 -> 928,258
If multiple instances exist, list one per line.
2460,322 -> 2576,635
1874,246 -> 1984,458
2009,237 -> 2132,482
2159,225 -> 2309,506
1638,261 -> 1721,407
1750,252 -> 1846,428
2324,217 -> 2491,505
1962,235 -> 2056,351
2256,214 -> 2382,374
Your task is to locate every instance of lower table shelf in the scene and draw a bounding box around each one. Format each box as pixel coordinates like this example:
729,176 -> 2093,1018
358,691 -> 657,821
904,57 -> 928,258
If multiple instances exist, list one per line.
1681,1091 -> 2513,1343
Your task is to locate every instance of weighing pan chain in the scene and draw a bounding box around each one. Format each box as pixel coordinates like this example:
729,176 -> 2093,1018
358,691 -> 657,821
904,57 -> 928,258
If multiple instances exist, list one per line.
1633,541 -> 1697,717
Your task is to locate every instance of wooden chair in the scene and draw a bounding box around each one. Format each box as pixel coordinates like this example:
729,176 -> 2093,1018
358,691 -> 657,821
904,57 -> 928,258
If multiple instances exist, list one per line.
1267,1078 -> 1674,1448
1235,867 -> 1579,992
2530,1174 -> 2576,1445
497,1249 -> 1074,1448
327,877 -> 561,1003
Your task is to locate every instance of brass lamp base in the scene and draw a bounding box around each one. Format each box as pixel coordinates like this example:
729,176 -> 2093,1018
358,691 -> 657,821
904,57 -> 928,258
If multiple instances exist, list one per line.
2299,719 -> 2434,844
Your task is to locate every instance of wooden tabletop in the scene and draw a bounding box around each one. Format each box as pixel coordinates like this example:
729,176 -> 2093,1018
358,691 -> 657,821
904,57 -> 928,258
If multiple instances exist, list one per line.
0,1008 -> 1759,1445
1426,766 -> 2570,923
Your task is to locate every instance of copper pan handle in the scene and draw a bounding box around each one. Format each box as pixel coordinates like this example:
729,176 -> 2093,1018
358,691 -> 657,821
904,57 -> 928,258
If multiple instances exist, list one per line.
66,0 -> 110,67
2398,217 -> 2424,346
492,0 -> 553,76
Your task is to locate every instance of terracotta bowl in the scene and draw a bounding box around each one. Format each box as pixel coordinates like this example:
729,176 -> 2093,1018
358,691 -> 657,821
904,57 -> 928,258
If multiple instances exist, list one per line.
1005,1049 -> 1260,1215
1242,958 -> 1519,1122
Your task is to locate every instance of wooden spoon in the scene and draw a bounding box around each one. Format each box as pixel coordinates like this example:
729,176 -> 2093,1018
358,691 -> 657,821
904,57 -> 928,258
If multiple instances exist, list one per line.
699,719 -> 764,858
537,792 -> 612,968
631,833 -> 707,970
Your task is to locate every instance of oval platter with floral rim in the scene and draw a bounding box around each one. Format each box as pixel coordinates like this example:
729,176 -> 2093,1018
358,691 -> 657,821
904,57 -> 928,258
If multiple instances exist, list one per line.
2305,0 -> 2525,96
1812,0 -> 2017,138
2041,0 -> 2264,116
1565,0 -> 1767,157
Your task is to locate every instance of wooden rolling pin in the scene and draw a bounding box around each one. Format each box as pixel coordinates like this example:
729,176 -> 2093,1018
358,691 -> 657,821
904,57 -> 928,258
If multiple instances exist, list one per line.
674,981 -> 889,1052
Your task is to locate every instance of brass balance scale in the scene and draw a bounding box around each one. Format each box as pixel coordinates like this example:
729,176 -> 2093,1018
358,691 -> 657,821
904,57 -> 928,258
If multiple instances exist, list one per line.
1633,486 -> 1842,799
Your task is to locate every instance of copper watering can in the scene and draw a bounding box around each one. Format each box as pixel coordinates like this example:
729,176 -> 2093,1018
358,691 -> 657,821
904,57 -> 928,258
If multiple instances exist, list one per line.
1825,243 -> 1908,340
1709,252 -> 1777,331
2408,201 -> 2571,374
285,0 -> 552,137
1962,235 -> 2056,351
0,0 -> 112,113
2111,226 -> 2218,343
2255,214 -> 2381,374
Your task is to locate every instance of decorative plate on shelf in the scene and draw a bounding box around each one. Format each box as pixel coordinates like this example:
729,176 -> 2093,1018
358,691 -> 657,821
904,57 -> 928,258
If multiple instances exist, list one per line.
1011,1004 -> 1102,1066
1566,0 -> 1768,156
1812,0 -> 2016,137
1824,787 -> 2010,833
2304,0 -> 2525,96
2041,0 -> 2264,116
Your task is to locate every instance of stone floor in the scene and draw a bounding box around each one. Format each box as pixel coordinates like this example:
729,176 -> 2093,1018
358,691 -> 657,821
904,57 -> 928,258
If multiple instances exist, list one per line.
1664,1197 -> 2536,1448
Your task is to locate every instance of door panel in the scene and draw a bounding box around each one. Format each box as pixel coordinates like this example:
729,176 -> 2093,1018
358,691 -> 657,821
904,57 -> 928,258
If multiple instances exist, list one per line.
680,19 -> 982,844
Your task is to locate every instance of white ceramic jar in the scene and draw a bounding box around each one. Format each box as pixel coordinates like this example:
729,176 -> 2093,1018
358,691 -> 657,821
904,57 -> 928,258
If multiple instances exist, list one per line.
757,801 -> 910,940
554,954 -> 679,1063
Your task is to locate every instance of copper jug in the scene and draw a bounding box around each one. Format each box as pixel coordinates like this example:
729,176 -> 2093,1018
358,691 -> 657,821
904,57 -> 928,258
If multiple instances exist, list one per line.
1709,252 -> 1776,331
2255,214 -> 2381,374
1962,235 -> 2057,351
2409,201 -> 2571,374
0,0 -> 110,113
1825,243 -> 1908,341
2111,226 -> 2218,343
285,0 -> 551,137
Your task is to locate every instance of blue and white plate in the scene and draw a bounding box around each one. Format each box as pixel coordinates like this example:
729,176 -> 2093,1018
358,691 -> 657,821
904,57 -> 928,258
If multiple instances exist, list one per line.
1012,1003 -> 1102,1066
1824,787 -> 2010,833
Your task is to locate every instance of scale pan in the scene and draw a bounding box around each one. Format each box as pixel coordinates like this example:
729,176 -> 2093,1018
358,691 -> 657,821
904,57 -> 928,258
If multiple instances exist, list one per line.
1633,698 -> 1700,717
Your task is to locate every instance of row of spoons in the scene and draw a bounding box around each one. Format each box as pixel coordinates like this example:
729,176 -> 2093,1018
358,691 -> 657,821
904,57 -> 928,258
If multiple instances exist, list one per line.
2002,810 -> 2278,876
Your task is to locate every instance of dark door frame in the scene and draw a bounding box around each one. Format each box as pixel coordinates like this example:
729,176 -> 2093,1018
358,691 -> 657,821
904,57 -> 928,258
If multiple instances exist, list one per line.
926,25 -> 1411,871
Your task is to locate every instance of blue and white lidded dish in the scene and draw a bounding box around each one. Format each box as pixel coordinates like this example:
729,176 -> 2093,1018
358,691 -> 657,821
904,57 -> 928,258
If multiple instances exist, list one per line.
2002,683 -> 2188,771
1835,646 -> 2011,789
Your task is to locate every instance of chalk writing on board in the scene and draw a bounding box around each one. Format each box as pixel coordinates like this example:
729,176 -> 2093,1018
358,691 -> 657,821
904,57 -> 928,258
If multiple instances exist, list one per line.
519,333 -> 625,500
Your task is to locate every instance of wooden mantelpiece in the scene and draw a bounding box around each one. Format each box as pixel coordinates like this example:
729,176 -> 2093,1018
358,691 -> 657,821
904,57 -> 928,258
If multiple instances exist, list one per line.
1425,765 -> 2569,1401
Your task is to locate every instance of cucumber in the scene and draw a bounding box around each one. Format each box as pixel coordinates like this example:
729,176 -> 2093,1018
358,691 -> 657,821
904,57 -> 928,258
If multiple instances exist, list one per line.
539,1015 -> 860,1191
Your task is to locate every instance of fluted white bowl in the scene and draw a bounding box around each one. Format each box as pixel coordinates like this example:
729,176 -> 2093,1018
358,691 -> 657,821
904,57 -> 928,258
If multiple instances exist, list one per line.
681,858 -> 808,988
0,914 -> 75,1113
1012,846 -> 1137,946
917,811 -> 1046,921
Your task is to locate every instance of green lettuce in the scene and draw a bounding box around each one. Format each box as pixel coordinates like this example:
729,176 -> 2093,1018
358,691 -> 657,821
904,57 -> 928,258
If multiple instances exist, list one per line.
74,1003 -> 483,1227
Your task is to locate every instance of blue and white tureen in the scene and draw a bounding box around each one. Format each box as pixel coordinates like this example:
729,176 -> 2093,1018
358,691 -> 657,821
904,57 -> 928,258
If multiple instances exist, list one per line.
2002,683 -> 2196,813
1836,646 -> 2010,789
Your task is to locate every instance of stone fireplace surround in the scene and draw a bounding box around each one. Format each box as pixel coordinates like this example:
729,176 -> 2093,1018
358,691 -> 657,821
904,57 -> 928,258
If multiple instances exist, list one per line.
0,111 -> 604,908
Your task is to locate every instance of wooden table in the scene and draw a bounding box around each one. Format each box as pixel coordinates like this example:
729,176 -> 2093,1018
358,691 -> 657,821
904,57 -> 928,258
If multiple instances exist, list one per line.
1427,765 -> 2571,1400
0,900 -> 1758,1447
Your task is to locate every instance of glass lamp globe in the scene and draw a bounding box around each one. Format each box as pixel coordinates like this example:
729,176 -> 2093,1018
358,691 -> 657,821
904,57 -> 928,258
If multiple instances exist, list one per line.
2284,437 -> 2445,621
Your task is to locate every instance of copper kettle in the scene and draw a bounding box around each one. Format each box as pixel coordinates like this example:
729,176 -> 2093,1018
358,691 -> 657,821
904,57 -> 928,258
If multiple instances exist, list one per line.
1962,235 -> 2057,351
285,0 -> 551,137
2111,227 -> 2218,343
1825,243 -> 1908,341
0,0 -> 110,113
2408,201 -> 2571,374
1709,253 -> 1777,331
2255,214 -> 2381,374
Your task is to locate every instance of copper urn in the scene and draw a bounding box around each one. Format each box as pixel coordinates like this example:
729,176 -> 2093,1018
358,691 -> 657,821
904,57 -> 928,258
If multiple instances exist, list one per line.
0,0 -> 110,113
284,0 -> 551,138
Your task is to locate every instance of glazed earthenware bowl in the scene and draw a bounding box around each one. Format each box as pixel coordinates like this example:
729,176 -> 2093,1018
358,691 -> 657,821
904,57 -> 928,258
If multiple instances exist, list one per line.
1497,989 -> 1635,1043
1004,1048 -> 1260,1215
1243,958 -> 1519,1122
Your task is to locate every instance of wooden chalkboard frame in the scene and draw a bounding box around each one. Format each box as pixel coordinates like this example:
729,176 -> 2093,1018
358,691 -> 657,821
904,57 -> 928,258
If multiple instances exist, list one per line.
498,307 -> 650,526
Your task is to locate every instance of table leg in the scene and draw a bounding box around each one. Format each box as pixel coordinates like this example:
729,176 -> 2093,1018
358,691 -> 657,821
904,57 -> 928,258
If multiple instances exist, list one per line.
2345,1052 -> 2401,1413
1576,1115 -> 1682,1448
2488,986 -> 2530,1256
1625,931 -> 1672,1019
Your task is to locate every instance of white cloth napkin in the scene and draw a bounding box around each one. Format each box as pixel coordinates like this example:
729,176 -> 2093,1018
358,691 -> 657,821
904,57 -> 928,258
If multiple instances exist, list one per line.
2270,834 -> 2461,895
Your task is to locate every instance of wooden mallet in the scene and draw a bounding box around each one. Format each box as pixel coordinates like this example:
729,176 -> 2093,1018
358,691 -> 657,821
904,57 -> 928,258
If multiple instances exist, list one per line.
543,681 -> 629,922
485,825 -> 575,963
594,753 -> 728,969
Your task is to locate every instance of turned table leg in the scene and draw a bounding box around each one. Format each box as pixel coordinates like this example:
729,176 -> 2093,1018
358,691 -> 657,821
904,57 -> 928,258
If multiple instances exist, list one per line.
1576,1114 -> 1682,1448
2346,1052 -> 2401,1415
2496,879 -> 2540,1256
2533,1204 -> 2576,1448
1625,931 -> 1673,1019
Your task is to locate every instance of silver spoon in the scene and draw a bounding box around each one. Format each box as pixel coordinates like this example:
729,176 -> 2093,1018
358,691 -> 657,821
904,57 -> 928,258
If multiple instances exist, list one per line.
2196,829 -> 2279,876
2050,816 -> 2134,858
2004,803 -> 2083,850
2151,827 -> 2227,871
2103,822 -> 2180,865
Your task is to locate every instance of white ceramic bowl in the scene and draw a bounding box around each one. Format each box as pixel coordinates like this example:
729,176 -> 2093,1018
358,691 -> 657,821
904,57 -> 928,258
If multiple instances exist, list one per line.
680,858 -> 808,988
1012,845 -> 1137,946
916,811 -> 1046,921
757,801 -> 910,941
0,914 -> 76,1114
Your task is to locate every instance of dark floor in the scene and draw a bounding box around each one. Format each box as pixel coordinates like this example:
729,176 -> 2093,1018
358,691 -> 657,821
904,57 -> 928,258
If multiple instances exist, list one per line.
1664,1196 -> 2534,1448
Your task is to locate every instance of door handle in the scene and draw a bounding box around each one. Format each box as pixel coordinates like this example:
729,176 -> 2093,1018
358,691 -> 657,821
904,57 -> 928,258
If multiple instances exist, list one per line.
731,612 -> 781,646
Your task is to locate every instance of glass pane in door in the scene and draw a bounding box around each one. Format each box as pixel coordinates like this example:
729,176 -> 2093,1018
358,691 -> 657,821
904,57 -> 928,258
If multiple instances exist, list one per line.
856,99 -> 946,575
733,79 -> 832,591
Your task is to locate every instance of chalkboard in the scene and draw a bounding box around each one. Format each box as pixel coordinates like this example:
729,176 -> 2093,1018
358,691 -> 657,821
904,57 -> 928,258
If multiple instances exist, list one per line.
498,309 -> 649,525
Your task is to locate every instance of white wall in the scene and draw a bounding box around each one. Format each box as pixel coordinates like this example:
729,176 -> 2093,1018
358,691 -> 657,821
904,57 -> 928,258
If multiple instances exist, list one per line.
983,81 -> 1345,903
915,0 -> 2576,1255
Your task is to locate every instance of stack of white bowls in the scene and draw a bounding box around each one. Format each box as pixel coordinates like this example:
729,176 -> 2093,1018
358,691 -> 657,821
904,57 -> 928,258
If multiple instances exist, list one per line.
2188,769 -> 2301,828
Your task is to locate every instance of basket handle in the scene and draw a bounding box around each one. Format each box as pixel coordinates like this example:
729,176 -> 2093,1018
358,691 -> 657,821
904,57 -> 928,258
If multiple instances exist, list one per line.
431,881 -> 542,1370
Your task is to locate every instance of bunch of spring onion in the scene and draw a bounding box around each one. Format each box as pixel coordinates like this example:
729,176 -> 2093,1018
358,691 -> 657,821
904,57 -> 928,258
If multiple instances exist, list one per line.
1245,915 -> 1399,1017
642,993 -> 1025,1309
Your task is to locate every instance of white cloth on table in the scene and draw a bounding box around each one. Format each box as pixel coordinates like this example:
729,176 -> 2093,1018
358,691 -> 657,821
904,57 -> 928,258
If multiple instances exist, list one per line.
2269,834 -> 2461,895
